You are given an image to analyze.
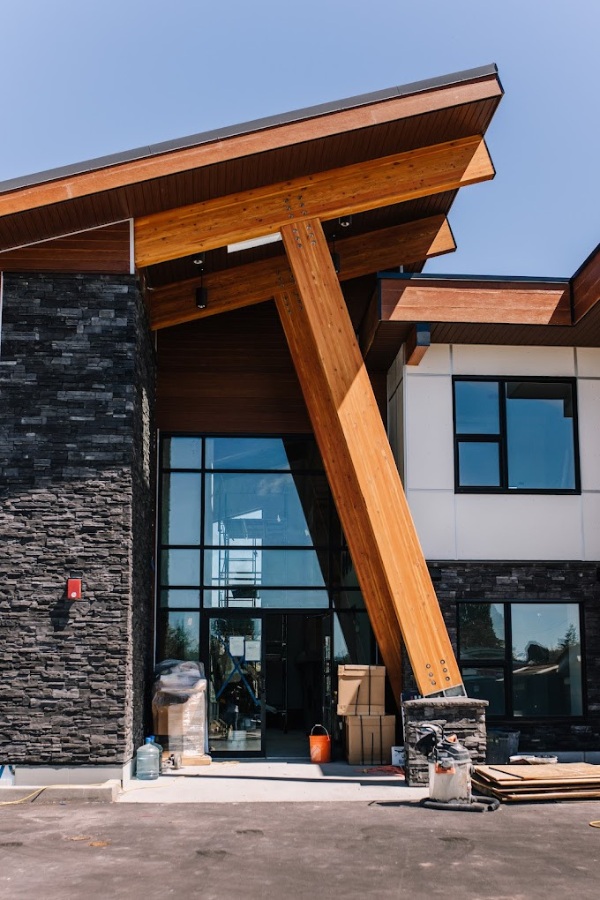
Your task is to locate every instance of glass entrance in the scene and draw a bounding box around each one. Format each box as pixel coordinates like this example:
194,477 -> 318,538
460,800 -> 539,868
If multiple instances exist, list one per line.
207,615 -> 264,756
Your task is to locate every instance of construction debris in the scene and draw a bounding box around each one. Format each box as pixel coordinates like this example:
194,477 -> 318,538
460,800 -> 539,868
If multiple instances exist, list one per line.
472,762 -> 600,802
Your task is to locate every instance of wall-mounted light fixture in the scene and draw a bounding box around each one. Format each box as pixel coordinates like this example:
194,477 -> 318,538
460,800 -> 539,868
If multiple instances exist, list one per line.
338,214 -> 352,228
193,254 -> 208,309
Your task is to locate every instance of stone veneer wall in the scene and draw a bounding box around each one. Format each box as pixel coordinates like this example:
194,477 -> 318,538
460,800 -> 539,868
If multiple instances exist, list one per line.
400,562 -> 600,752
0,273 -> 155,766
403,697 -> 488,785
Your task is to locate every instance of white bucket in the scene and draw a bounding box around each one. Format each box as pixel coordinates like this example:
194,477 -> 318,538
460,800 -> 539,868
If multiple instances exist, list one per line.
391,746 -> 406,766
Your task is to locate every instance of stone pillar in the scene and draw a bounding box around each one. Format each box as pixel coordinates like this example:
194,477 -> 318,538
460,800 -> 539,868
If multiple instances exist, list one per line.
0,273 -> 155,769
403,697 -> 488,785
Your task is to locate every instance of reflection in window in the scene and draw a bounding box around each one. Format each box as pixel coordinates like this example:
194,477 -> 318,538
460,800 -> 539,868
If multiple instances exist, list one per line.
333,612 -> 373,665
505,382 -> 575,489
454,378 -> 577,491
157,436 -> 358,660
161,473 -> 201,545
158,611 -> 200,661
458,601 -> 583,718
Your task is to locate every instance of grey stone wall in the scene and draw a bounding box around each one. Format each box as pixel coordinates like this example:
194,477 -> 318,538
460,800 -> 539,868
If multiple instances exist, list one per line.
403,697 -> 488,785
0,273 -> 155,766
400,562 -> 600,752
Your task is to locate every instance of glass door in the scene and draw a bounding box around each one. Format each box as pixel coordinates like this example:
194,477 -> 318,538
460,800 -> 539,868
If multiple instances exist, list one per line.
207,615 -> 264,756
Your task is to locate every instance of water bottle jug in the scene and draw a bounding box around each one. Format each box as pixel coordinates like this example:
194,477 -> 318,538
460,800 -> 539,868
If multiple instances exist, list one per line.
135,737 -> 161,780
148,735 -> 163,773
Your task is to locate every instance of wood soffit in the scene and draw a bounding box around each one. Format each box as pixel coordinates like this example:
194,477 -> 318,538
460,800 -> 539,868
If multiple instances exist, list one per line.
0,70 -> 502,258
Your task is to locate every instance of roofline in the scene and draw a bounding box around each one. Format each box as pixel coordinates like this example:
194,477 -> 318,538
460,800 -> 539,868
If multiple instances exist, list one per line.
0,64 -> 500,196
378,271 -> 570,285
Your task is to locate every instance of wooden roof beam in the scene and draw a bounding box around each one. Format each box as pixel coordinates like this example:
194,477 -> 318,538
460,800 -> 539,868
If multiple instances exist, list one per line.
148,215 -> 456,330
0,75 -> 501,219
378,277 -> 572,326
276,217 -> 464,701
134,135 -> 494,268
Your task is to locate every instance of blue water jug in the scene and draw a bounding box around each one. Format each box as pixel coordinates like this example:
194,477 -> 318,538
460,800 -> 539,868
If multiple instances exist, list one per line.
135,737 -> 161,780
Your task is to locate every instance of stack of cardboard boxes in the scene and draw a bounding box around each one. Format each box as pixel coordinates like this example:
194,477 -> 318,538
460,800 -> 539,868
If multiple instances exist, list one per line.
337,664 -> 396,765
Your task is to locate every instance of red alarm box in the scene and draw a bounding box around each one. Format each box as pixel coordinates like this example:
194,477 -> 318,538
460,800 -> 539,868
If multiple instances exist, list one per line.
67,579 -> 81,600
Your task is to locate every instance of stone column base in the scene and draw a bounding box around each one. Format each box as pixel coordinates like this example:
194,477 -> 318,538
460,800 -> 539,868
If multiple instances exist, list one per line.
403,697 -> 488,785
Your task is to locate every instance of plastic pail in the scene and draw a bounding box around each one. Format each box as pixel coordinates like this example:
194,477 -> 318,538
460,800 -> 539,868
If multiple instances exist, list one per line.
309,725 -> 331,763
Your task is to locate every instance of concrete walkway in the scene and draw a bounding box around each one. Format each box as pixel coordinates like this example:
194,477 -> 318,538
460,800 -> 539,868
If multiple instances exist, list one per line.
119,759 -> 426,803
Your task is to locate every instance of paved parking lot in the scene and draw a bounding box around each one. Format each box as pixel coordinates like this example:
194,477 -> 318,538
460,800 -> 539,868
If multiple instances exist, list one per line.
1,796 -> 599,899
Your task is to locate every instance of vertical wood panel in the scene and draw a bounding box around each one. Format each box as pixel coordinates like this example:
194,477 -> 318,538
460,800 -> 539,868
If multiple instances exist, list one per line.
277,218 -> 463,701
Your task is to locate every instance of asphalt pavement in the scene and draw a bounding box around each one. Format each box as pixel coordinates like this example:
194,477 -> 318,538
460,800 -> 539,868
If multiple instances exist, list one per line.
1,795 -> 599,899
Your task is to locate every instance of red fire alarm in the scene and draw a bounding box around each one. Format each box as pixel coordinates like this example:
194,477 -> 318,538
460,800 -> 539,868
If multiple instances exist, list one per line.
67,579 -> 82,601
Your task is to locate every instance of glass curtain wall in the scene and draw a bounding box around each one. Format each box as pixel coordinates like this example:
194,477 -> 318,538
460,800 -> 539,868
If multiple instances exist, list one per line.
157,436 -> 372,664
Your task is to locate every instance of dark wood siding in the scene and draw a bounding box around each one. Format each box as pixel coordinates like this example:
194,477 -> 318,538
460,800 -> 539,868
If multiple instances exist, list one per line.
0,222 -> 131,274
157,301 -> 386,434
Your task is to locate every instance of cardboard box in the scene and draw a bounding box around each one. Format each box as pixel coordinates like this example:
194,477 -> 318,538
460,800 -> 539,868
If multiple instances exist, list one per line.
345,715 -> 396,765
337,665 -> 385,716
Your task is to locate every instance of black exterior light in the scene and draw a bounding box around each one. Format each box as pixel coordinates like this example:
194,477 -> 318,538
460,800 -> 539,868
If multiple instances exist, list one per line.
195,286 -> 208,309
193,254 -> 208,309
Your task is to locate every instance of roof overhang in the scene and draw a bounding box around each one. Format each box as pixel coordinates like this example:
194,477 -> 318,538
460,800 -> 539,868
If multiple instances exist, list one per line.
0,65 -> 507,348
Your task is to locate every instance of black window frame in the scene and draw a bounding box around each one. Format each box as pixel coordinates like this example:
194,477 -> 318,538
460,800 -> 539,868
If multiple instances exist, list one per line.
456,599 -> 586,722
452,376 -> 580,494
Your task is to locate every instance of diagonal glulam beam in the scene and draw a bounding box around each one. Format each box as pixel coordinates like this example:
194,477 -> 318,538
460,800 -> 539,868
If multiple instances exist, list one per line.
135,135 -> 493,267
275,217 -> 464,702
149,215 -> 455,330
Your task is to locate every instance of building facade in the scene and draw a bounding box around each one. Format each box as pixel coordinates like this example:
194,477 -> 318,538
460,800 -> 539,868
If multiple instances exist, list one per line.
1,64 -> 599,780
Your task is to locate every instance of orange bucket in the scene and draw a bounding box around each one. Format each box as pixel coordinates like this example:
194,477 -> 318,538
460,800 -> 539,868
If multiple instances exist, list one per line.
309,724 -> 331,763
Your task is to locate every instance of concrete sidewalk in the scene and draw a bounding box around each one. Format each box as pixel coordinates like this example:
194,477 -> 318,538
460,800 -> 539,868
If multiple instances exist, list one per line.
120,759 -> 426,803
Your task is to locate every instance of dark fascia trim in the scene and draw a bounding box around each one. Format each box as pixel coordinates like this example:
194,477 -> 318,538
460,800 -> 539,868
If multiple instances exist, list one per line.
377,271 -> 570,285
0,64 -> 500,196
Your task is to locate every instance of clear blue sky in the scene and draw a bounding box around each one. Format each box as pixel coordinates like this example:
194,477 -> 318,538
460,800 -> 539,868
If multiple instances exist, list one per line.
1,0 -> 598,277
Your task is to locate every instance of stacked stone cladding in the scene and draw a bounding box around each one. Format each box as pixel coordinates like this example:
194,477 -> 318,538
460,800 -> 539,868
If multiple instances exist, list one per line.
400,562 -> 600,752
0,273 -> 155,765
403,697 -> 488,785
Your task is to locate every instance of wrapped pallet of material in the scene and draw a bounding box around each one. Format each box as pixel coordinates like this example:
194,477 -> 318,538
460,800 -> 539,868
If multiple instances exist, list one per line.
152,660 -> 209,760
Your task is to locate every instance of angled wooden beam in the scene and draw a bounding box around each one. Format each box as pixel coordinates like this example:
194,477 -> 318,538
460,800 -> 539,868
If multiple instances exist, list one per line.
379,277 -> 572,325
275,217 -> 464,702
134,135 -> 494,267
572,242 -> 600,324
406,323 -> 431,365
149,215 -> 456,330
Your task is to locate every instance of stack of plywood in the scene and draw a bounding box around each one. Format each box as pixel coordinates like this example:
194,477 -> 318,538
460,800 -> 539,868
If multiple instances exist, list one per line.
472,762 -> 600,802
337,665 -> 395,765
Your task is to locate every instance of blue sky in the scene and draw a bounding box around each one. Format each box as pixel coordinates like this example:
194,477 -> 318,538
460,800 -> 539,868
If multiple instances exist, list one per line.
1,0 -> 598,277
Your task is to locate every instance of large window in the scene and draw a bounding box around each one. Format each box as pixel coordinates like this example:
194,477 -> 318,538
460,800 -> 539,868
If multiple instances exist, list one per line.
453,378 -> 579,492
157,436 -> 366,662
458,601 -> 583,718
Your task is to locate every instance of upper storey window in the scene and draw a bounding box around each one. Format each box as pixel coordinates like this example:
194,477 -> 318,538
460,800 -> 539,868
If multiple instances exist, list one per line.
453,378 -> 579,493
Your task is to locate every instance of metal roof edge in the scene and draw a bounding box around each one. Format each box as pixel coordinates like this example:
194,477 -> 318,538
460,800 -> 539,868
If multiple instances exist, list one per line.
0,64 -> 500,196
377,271 -> 570,285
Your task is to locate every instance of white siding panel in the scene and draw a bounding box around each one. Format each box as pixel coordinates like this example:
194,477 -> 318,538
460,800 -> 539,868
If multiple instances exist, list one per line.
452,345 -> 575,377
582,493 -> 600,560
577,379 -> 600,490
404,375 -> 454,490
455,494 -> 583,560
577,348 -> 600,377
406,490 -> 456,559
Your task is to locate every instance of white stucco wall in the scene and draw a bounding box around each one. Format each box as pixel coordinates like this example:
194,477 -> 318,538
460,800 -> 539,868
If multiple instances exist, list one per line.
387,344 -> 600,561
